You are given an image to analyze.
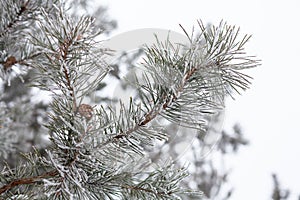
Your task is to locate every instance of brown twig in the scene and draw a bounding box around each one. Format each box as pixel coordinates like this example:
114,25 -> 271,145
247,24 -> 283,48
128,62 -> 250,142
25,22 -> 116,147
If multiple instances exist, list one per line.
0,170 -> 58,195
56,33 -> 78,112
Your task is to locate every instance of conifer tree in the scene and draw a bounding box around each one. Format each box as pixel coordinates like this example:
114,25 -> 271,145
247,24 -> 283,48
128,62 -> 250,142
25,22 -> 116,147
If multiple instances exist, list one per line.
0,1 -> 260,199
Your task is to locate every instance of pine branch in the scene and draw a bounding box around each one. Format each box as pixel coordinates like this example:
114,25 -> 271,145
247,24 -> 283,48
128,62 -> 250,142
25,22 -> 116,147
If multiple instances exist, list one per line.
112,65 -> 198,138
0,1 -> 259,197
0,0 -> 30,38
0,0 -> 60,86
121,184 -> 174,198
0,170 -> 58,195
97,21 -> 260,152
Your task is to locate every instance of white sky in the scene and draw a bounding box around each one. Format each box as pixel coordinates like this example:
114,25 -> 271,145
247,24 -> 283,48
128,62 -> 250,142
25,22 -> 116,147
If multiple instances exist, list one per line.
98,0 -> 300,199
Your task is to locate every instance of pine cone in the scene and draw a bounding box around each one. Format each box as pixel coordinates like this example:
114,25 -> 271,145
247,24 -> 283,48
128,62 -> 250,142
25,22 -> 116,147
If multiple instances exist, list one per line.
78,104 -> 93,120
3,56 -> 17,71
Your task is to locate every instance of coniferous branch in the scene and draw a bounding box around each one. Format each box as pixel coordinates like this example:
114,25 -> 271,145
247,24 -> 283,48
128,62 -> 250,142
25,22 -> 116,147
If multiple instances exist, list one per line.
96,20 -> 260,148
0,169 -> 58,195
0,149 -> 56,198
1,5 -> 194,199
0,4 -> 109,198
0,0 -> 58,46
93,100 -> 168,157
0,1 -> 259,198
0,0 -> 59,37
30,5 -> 109,108
0,0 -> 59,86
119,164 -> 200,200
0,0 -> 31,38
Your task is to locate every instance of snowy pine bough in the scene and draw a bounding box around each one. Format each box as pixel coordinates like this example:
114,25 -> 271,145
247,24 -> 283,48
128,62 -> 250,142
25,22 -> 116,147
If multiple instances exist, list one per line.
0,1 -> 260,199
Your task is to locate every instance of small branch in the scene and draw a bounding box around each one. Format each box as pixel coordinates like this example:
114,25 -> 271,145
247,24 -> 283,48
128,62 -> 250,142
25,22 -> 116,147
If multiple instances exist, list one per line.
0,31 -> 90,196
0,124 -> 92,195
57,33 -> 78,112
0,170 -> 58,195
0,0 -> 30,38
122,184 -> 171,197
100,66 -> 199,148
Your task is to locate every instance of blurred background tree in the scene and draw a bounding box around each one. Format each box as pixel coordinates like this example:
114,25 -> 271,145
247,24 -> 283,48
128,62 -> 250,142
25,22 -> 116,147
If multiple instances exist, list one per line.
271,174 -> 290,200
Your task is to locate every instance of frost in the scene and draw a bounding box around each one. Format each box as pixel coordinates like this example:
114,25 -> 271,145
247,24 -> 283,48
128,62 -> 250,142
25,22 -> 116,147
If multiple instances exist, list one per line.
43,179 -> 61,187
7,194 -> 29,200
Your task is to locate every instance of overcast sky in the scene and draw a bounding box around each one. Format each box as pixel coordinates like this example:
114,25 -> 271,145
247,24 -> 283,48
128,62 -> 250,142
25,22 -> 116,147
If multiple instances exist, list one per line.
99,0 -> 300,199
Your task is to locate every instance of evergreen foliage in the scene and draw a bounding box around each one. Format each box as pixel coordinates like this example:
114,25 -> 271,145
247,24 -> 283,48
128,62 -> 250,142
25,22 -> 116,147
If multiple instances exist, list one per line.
0,1 -> 260,199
